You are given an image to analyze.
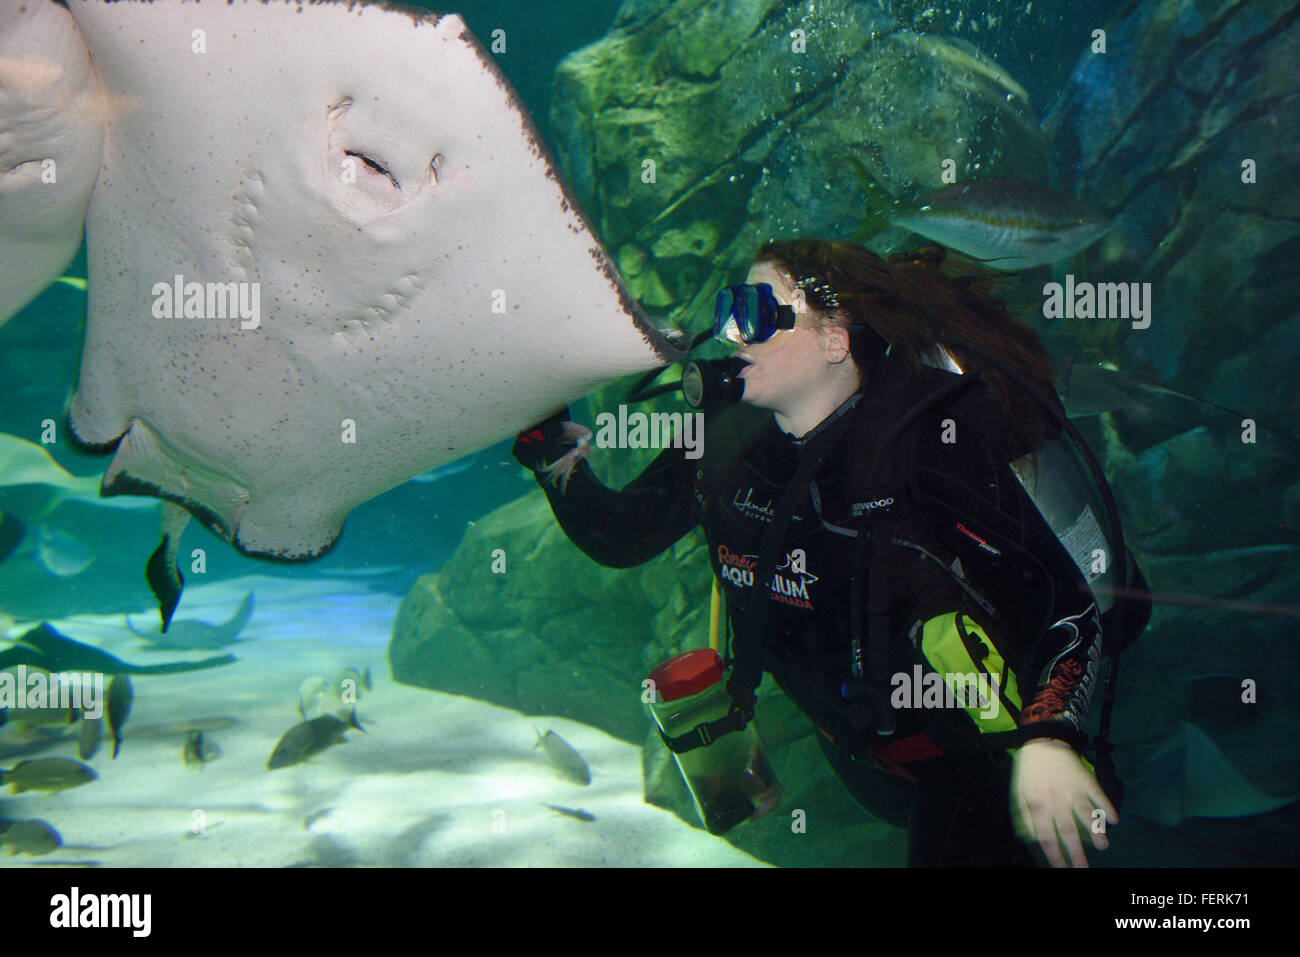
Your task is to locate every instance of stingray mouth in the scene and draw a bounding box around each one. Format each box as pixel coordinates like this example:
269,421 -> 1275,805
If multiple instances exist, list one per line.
324,95 -> 444,216
330,140 -> 407,212
344,149 -> 401,190
340,149 -> 442,191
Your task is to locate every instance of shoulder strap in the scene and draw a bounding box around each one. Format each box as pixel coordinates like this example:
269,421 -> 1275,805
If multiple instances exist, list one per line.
727,405 -> 861,700
695,401 -> 770,508
665,398 -> 858,755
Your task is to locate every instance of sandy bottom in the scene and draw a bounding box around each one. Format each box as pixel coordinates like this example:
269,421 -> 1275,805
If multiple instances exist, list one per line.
0,573 -> 763,868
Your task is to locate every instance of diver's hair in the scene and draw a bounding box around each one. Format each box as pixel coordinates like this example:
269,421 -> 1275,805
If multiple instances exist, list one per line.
755,238 -> 1058,458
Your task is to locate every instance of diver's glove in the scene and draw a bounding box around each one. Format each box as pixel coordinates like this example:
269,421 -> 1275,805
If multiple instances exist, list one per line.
511,406 -> 592,493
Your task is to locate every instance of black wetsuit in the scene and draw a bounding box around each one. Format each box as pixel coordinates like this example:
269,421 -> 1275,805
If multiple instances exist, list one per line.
517,358 -> 1104,867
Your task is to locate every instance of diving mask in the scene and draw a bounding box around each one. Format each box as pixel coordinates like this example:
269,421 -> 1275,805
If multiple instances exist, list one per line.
713,283 -> 797,345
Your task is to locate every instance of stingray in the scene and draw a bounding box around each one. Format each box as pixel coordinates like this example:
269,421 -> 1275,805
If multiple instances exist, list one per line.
1053,361 -> 1300,447
1126,677 -> 1300,826
124,592 -> 254,651
0,434 -> 155,514
0,623 -> 235,675
2,0 -> 681,627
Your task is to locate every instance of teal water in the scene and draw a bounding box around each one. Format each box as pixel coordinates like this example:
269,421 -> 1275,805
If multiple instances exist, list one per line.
1,0 -> 1297,869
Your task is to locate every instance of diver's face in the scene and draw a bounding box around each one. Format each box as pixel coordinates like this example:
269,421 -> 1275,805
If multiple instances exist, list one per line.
733,262 -> 842,411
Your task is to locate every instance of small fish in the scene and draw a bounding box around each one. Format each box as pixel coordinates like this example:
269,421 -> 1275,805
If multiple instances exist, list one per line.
539,803 -> 595,822
887,179 -> 1110,272
106,673 -> 132,759
532,726 -> 591,786
267,708 -> 365,770
0,818 -> 63,856
35,525 -> 94,578
302,808 -> 333,830
78,714 -> 102,761
298,668 -> 373,720
182,730 -> 222,770
6,701 -> 78,731
296,675 -> 330,720
0,757 -> 98,794
332,666 -> 370,705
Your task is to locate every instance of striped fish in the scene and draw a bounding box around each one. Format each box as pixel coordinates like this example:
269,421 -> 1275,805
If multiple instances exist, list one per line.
889,179 -> 1109,271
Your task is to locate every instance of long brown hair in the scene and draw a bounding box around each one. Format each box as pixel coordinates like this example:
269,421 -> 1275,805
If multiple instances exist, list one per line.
755,238 -> 1059,458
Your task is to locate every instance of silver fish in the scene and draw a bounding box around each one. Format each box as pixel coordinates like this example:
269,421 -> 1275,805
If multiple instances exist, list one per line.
0,757 -> 97,794
78,713 -> 102,760
540,803 -> 595,822
182,730 -> 222,770
35,525 -> 94,578
4,700 -> 77,731
0,818 -> 62,856
332,666 -> 371,703
532,726 -> 591,786
296,676 -> 330,721
106,673 -> 132,759
889,179 -> 1109,271
267,709 -> 364,770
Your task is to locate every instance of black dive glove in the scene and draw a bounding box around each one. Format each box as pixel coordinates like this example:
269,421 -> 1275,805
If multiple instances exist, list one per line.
511,406 -> 573,471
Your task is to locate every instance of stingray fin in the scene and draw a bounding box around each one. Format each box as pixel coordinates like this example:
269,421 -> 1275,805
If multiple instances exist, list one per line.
0,1 -> 105,326
226,592 -> 255,636
1180,722 -> 1300,819
1128,722 -> 1300,826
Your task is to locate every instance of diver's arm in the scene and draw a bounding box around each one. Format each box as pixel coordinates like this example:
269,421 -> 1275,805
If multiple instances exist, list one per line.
513,412 -> 699,567
1014,510 -> 1104,752
1009,503 -> 1115,867
536,448 -> 699,566
922,398 -> 1102,752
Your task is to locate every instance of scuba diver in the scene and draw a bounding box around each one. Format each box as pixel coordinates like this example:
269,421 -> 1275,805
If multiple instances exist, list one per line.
512,239 -> 1150,867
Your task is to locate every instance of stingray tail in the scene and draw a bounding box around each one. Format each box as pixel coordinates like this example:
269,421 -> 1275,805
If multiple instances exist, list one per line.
120,654 -> 237,675
537,422 -> 593,494
147,503 -> 190,632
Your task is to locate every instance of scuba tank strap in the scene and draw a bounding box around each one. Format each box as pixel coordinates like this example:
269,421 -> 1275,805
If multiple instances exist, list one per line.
845,361 -> 987,742
728,398 -> 864,709
695,401 -> 771,515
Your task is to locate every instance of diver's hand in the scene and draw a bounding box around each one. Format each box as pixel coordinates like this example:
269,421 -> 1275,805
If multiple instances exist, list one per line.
511,406 -> 573,471
1010,737 -> 1117,868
